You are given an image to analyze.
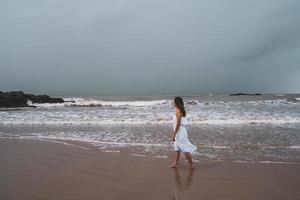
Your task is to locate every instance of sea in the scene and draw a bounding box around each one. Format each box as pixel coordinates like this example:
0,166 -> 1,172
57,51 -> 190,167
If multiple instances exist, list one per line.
1,94 -> 300,163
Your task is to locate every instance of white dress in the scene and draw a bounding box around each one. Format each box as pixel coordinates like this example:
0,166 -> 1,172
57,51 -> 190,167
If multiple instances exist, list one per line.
173,115 -> 197,153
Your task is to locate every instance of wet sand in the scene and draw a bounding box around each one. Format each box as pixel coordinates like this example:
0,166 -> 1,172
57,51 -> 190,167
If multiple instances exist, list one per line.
1,139 -> 300,200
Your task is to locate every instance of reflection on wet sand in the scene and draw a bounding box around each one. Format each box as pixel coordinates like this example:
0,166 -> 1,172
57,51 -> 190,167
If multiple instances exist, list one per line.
172,168 -> 194,200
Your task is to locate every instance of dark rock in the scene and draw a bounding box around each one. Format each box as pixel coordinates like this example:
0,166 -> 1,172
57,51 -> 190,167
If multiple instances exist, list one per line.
186,101 -> 198,105
286,98 -> 299,103
230,93 -> 261,96
29,95 -> 64,103
64,100 -> 76,103
0,91 -> 65,108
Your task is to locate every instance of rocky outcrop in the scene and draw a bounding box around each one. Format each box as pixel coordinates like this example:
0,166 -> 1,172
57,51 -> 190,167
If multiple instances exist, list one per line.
0,91 -> 64,108
286,97 -> 300,103
186,101 -> 198,105
230,93 -> 261,96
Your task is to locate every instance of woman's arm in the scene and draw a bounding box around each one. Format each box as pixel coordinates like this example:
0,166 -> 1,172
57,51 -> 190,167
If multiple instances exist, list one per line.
173,109 -> 182,140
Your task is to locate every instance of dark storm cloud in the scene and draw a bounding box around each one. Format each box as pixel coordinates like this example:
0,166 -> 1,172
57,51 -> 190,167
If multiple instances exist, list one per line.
235,2 -> 300,62
0,0 -> 299,95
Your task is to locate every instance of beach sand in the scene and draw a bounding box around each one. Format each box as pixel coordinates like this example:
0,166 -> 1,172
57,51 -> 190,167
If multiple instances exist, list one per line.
1,139 -> 300,200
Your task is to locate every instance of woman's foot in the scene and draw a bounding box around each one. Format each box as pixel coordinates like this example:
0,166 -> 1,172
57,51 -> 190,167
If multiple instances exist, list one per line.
169,163 -> 179,168
188,164 -> 195,170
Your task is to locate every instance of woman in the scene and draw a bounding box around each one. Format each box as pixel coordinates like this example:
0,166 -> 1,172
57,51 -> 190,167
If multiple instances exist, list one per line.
169,97 -> 197,169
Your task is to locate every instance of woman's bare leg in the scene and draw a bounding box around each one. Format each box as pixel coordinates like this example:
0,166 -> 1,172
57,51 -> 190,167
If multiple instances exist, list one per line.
169,151 -> 180,168
184,152 -> 194,169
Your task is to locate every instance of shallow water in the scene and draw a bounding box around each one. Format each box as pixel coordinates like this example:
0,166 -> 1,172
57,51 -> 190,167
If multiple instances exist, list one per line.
1,123 -> 300,163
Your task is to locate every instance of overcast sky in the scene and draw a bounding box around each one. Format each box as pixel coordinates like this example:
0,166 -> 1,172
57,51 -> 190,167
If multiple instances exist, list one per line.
1,0 -> 299,96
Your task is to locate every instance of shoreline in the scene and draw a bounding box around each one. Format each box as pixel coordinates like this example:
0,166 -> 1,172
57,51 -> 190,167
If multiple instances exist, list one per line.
2,137 -> 300,165
1,138 -> 300,200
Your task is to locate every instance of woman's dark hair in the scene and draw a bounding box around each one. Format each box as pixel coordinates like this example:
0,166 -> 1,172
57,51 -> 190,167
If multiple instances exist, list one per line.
174,96 -> 186,117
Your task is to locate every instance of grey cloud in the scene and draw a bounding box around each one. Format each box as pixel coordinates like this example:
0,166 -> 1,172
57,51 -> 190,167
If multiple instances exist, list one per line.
0,0 -> 299,95
235,1 -> 300,62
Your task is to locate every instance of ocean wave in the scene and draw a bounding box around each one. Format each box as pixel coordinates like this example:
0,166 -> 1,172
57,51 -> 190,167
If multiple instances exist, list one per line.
25,97 -> 300,108
191,99 -> 299,107
0,117 -> 300,125
2,96 -> 299,126
28,98 -> 169,108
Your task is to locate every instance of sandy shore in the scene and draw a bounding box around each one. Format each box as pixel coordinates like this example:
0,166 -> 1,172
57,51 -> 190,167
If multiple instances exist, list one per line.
1,139 -> 300,200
